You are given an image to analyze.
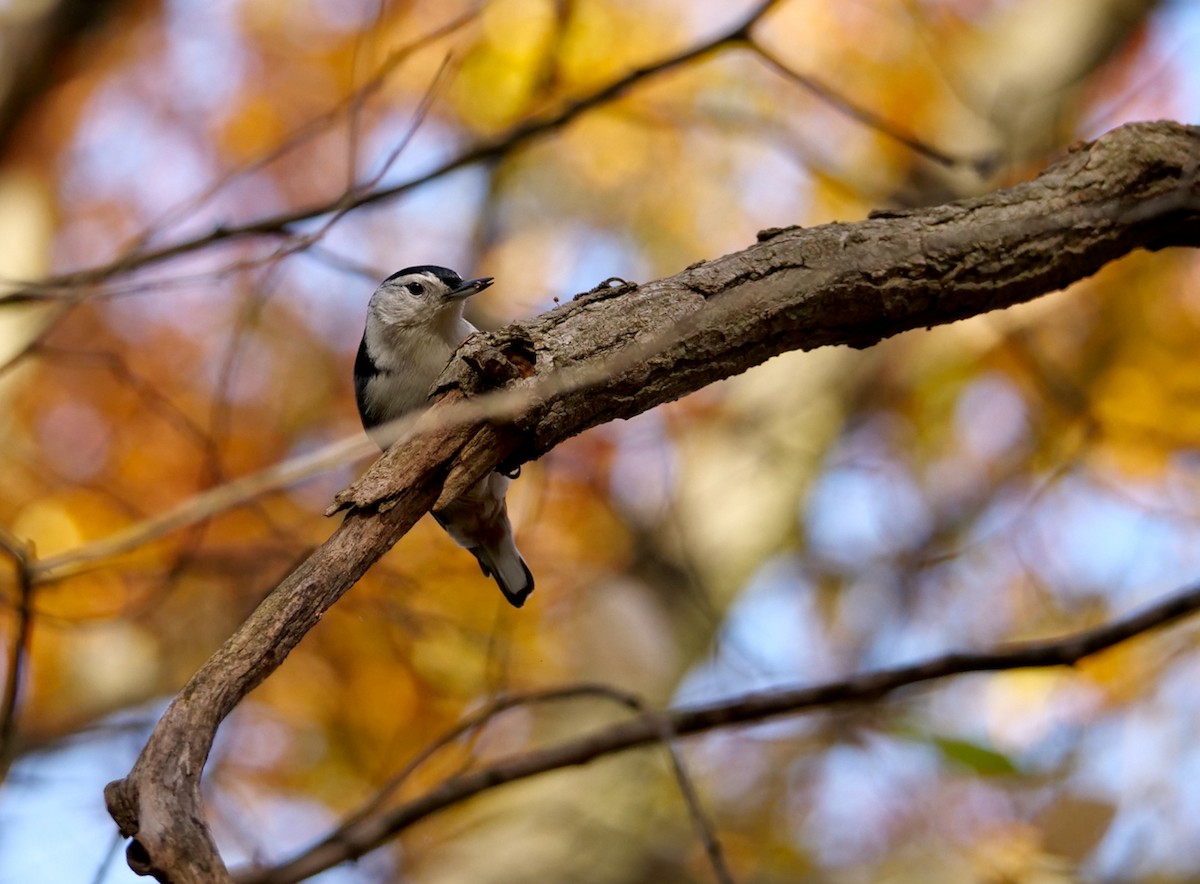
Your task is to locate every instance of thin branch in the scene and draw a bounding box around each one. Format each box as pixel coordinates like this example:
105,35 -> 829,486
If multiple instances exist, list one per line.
339,684 -> 636,829
89,829 -> 125,884
746,39 -> 971,171
240,575 -> 1200,884
0,302 -> 73,378
340,0 -> 389,193
264,53 -> 457,264
289,683 -> 735,884
2,0 -> 786,304
121,6 -> 480,257
0,527 -> 34,783
33,344 -> 217,452
29,433 -> 377,584
624,694 -> 735,884
0,8 -> 474,319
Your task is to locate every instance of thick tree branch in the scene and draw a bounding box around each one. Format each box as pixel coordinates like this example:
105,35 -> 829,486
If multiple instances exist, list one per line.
105,120 -> 1200,882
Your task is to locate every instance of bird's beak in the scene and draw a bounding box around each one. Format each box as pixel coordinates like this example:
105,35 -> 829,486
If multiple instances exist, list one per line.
446,277 -> 494,300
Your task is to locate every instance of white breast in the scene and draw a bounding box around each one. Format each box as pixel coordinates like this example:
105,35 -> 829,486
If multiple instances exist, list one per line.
362,311 -> 476,446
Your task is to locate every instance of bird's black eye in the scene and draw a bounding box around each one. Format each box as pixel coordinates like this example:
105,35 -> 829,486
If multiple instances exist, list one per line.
407,282 -> 425,296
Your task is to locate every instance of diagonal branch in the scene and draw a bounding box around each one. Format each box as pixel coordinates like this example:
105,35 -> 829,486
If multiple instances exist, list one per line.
104,120 -> 1200,883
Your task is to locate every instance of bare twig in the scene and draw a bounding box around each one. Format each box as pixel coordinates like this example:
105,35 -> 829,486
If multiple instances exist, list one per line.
89,829 -> 126,884
294,683 -> 735,884
29,433 -> 377,584
1,0 -> 786,305
266,53 -> 456,266
620,692 -> 736,884
746,40 -> 968,170
239,575 -> 1200,883
122,7 -> 479,257
0,527 -> 34,783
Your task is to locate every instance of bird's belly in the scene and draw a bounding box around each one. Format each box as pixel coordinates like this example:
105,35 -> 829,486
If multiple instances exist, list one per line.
363,371 -> 432,447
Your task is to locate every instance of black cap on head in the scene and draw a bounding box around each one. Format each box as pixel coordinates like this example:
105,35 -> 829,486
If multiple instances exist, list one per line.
383,266 -> 464,288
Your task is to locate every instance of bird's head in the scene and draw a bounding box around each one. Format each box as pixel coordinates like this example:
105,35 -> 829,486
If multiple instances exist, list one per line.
368,265 -> 494,329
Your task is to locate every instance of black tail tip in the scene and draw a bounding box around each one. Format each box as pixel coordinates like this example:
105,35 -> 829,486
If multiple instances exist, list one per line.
468,547 -> 535,609
502,584 -> 534,608
499,559 -> 535,609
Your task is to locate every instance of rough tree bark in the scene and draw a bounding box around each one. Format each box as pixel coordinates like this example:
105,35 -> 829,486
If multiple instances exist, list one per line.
104,120 -> 1200,883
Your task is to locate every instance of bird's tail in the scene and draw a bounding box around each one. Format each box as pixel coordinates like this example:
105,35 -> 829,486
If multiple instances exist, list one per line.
470,535 -> 535,608
434,472 -> 534,608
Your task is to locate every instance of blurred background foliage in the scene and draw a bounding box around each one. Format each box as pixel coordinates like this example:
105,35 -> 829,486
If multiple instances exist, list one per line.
1,0 -> 1199,881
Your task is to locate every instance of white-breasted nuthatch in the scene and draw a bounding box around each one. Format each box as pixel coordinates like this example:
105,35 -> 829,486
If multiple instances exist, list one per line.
354,265 -> 534,608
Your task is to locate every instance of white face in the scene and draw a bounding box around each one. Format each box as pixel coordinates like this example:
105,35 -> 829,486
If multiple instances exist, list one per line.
368,270 -> 469,329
